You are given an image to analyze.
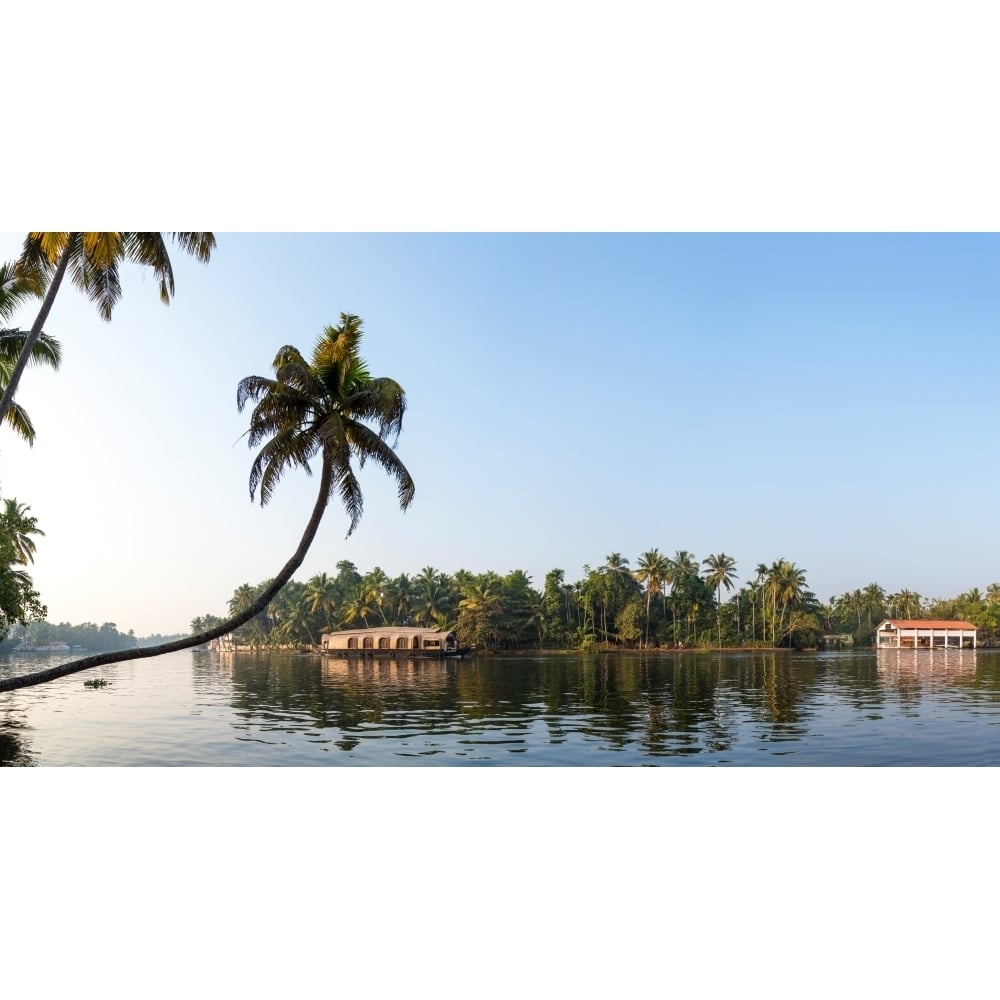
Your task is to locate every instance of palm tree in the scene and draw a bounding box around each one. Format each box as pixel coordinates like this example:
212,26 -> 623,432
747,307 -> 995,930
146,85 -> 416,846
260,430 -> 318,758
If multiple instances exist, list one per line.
0,232 -> 215,428
414,579 -> 453,626
0,500 -> 45,565
0,497 -> 48,633
340,589 -> 379,628
634,547 -> 669,648
457,578 -> 503,649
754,563 -> 768,643
703,552 -> 738,648
385,573 -> 415,624
770,559 -> 807,644
303,572 -> 338,630
361,567 -> 390,624
862,582 -> 886,631
667,551 -> 699,644
0,313 -> 414,692
228,581 -> 272,645
599,552 -> 632,642
0,262 -> 62,445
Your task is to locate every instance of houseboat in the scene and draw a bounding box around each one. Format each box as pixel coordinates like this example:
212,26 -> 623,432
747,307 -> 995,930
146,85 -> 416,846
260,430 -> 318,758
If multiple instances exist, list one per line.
875,619 -> 977,650
320,626 -> 470,657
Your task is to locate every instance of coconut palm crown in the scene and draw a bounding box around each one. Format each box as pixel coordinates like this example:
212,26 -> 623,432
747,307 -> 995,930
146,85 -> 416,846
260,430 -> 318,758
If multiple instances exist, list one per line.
237,312 -> 414,534
16,232 -> 216,321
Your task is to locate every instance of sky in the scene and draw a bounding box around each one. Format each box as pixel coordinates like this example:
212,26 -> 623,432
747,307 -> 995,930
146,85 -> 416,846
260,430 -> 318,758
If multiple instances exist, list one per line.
2,232 -> 999,635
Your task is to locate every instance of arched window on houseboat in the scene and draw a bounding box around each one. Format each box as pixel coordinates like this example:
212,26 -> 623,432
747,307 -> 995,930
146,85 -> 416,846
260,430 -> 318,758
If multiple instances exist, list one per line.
363,636 -> 374,649
412,636 -> 421,649
347,637 -> 358,649
379,637 -> 390,649
396,637 -> 408,649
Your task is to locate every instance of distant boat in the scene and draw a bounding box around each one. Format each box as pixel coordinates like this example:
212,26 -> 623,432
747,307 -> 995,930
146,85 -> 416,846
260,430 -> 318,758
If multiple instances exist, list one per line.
320,626 -> 471,658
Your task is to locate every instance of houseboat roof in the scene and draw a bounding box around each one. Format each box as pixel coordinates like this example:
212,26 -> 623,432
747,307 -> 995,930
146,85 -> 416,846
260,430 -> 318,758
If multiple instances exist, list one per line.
322,626 -> 453,637
878,619 -> 977,630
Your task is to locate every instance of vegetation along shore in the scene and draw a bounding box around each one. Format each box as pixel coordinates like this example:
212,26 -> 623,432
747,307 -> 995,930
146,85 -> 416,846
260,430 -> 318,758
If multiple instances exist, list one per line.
179,555 -> 1000,653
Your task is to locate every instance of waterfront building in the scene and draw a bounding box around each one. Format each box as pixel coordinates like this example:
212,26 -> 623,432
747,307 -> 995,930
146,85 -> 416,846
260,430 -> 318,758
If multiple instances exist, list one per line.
875,619 -> 977,650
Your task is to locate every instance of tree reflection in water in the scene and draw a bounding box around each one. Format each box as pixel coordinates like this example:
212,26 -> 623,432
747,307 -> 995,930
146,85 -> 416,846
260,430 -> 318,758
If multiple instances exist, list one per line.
5,648 -> 1000,764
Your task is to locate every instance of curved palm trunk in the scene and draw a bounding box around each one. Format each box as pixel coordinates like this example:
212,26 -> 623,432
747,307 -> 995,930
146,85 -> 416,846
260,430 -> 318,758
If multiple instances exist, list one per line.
0,454 -> 334,692
0,237 -> 76,428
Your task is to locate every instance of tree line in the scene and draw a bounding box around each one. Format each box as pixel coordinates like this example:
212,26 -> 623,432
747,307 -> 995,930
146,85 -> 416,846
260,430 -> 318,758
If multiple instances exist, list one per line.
0,620 -> 138,653
193,552 -> 1000,651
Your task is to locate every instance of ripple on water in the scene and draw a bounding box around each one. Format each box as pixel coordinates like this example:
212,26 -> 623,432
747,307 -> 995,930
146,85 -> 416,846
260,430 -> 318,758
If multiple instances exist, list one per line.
6,648 -> 1000,765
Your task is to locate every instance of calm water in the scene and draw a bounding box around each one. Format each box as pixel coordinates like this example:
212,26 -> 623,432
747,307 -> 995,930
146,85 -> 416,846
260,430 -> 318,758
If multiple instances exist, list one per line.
2,647 -> 1000,765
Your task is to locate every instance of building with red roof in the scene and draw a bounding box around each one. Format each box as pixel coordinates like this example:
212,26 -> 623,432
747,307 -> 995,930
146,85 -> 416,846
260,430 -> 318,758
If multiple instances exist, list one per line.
875,619 -> 977,650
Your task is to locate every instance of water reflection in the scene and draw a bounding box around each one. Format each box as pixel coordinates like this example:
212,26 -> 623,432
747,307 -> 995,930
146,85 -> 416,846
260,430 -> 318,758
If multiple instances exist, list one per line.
4,648 -> 1000,764
190,649 -> 1000,764
0,709 -> 33,765
877,648 -> 977,684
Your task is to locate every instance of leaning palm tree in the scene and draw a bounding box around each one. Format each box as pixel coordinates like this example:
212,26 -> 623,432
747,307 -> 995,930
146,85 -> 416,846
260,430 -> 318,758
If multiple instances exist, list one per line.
0,232 -> 215,429
0,313 -> 414,692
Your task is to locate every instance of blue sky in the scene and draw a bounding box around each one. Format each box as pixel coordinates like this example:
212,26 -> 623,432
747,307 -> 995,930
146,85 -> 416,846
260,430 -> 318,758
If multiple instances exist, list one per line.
2,232 -> 999,633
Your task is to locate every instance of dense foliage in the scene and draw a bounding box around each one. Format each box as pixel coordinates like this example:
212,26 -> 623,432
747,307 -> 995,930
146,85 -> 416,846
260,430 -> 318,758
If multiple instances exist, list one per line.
0,620 -> 136,652
195,554 -> 1000,651
0,499 -> 46,640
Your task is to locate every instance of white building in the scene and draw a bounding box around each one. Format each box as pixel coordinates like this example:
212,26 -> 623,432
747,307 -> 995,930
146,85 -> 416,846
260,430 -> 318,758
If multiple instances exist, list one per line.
875,619 -> 977,650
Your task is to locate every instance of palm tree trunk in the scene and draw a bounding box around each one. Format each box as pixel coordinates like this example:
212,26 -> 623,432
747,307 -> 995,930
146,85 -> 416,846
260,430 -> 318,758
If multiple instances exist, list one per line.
0,236 -> 76,428
644,589 -> 651,649
0,453 -> 335,692
716,584 -> 722,648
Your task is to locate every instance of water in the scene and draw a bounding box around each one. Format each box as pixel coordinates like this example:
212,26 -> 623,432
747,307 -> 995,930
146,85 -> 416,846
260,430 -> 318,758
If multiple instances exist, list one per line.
2,647 -> 1000,765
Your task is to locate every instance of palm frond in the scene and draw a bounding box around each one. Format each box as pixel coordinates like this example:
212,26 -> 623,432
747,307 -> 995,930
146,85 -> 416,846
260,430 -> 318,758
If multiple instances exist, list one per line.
0,262 -> 43,321
334,465 -> 365,537
73,251 -> 122,321
81,232 -> 123,272
2,400 -> 35,444
345,378 -> 407,442
236,374 -> 279,413
123,233 -> 174,305
342,421 -> 415,511
24,232 -> 70,268
0,330 -> 61,368
170,232 -> 216,263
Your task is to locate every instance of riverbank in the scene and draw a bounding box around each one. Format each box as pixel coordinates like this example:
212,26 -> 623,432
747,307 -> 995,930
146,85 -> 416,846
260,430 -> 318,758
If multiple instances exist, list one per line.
481,645 -> 803,656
